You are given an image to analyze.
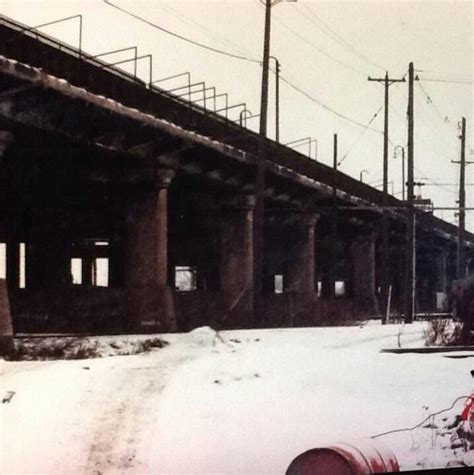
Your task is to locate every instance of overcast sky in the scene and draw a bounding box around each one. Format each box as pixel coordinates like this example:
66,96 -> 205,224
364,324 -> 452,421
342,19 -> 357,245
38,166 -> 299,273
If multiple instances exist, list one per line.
2,0 -> 473,229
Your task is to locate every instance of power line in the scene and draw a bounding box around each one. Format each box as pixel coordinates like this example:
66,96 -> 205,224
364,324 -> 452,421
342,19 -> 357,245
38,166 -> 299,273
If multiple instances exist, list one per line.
270,12 -> 369,77
102,1 -> 384,145
338,105 -> 383,166
423,183 -> 474,186
279,74 -> 383,134
415,68 -> 473,80
296,4 -> 386,73
157,3 -> 255,60
103,0 -> 260,64
417,82 -> 457,130
420,78 -> 473,85
414,166 -> 457,195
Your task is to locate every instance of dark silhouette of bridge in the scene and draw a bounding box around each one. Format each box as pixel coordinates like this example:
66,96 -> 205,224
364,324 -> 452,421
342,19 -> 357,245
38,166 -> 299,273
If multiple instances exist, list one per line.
0,16 -> 471,332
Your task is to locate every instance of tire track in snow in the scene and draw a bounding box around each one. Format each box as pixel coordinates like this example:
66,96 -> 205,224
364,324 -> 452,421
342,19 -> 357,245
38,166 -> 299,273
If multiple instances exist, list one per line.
84,354 -> 193,474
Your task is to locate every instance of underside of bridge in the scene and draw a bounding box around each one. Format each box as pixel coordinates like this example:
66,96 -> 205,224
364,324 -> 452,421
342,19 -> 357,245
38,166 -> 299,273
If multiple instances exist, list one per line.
0,20 -> 471,333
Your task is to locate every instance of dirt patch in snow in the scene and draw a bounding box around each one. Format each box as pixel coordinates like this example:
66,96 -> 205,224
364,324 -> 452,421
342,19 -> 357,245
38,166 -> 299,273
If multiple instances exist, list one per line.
4,336 -> 169,361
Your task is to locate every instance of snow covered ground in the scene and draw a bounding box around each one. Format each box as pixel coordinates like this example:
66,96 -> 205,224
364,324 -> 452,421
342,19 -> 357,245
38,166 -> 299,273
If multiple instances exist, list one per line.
1,321 -> 473,473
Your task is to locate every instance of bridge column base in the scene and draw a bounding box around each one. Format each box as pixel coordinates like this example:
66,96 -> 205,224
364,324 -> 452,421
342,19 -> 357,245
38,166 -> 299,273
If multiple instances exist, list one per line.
124,167 -> 176,332
218,194 -> 254,327
285,213 -> 319,293
351,232 -> 380,317
127,285 -> 176,333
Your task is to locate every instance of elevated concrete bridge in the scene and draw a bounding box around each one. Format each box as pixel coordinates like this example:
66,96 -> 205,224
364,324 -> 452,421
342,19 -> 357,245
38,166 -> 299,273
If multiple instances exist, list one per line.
0,16 -> 472,332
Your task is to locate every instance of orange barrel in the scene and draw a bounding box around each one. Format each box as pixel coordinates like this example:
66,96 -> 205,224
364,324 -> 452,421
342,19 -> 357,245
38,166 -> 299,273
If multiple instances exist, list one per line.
286,438 -> 400,474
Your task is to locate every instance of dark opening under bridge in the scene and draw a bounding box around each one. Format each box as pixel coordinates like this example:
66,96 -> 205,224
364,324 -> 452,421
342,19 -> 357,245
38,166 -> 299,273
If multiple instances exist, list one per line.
0,15 -> 472,332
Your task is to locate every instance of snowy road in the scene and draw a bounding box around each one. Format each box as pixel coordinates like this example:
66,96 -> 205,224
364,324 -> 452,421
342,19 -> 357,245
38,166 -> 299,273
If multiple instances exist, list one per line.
1,322 -> 473,473
1,340 -> 199,474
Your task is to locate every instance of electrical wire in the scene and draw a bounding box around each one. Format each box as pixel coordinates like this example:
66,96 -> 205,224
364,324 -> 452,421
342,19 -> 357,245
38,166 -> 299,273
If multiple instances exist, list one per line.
270,12 -> 369,77
423,183 -> 474,187
421,78 -> 473,85
279,74 -> 383,134
417,82 -> 457,131
414,166 -> 457,195
296,3 -> 386,73
338,105 -> 383,166
157,3 -> 255,60
416,68 -> 473,80
103,0 -> 260,64
103,0 -> 386,144
372,395 -> 470,439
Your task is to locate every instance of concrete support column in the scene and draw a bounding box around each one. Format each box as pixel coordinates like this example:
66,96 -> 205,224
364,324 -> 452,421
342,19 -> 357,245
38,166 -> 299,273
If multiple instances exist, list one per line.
286,214 -> 318,293
219,194 -> 254,326
351,232 -> 379,316
26,209 -> 70,288
125,168 -> 176,332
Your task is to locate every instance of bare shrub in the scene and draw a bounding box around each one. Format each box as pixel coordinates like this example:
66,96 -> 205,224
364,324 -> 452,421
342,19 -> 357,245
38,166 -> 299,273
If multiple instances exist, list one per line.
424,319 -> 463,346
5,337 -> 168,361
134,338 -> 168,353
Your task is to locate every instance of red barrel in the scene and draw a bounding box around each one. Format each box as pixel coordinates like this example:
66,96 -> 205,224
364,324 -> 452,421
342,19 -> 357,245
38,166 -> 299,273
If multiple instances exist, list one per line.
286,438 -> 400,474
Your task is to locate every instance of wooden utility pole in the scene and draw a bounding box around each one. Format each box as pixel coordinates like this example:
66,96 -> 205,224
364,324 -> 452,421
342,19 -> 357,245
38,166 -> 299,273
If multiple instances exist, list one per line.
254,0 -> 273,327
453,118 -> 472,279
368,72 -> 405,319
327,133 -> 338,298
404,62 -> 417,324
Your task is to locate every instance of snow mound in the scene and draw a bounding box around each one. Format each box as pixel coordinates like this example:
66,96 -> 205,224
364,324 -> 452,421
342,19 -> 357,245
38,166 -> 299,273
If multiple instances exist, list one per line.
188,326 -> 224,348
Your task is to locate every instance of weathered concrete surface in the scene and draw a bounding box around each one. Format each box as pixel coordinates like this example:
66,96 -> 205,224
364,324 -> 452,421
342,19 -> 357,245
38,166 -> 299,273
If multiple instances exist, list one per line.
125,169 -> 177,333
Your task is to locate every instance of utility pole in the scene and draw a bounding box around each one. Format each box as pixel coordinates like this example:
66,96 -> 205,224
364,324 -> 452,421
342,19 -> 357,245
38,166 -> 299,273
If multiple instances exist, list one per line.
368,72 -> 405,320
329,133 -> 338,298
270,56 -> 281,142
254,0 -> 294,326
254,0 -> 273,327
452,118 -> 472,279
404,62 -> 418,324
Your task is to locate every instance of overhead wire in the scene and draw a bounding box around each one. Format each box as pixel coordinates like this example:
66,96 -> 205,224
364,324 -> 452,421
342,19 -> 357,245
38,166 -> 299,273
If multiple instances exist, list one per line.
103,0 -> 465,203
279,74 -> 383,134
268,8 -> 369,77
296,3 -> 386,73
414,166 -> 457,195
415,68 -> 473,80
157,3 -> 256,60
103,0 -> 386,143
417,81 -> 457,131
103,0 -> 261,64
338,105 -> 383,166
420,78 -> 473,85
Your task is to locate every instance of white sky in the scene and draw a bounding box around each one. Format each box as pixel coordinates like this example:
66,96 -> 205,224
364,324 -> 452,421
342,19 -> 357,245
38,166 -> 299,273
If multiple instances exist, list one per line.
2,0 -> 473,228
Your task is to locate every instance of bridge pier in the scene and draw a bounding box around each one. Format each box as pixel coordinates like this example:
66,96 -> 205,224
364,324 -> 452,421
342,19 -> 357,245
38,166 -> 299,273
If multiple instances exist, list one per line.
125,168 -> 176,332
218,194 -> 254,327
26,208 -> 70,289
351,232 -> 379,317
285,213 -> 318,293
